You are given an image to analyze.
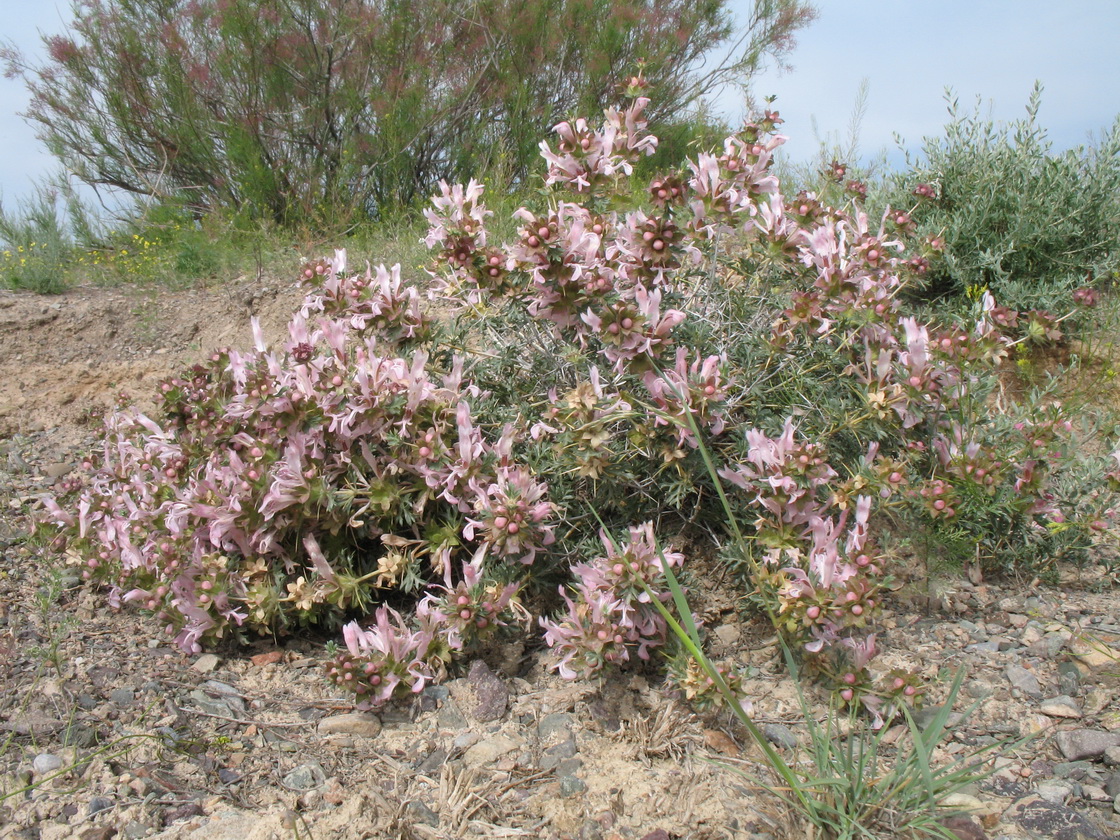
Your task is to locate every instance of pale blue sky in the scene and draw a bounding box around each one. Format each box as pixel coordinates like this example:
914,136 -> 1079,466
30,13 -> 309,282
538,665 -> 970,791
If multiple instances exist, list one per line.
2,1 -> 1118,209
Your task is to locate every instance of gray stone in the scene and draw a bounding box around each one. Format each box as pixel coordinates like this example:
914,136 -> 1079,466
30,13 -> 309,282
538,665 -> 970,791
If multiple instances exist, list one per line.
416,749 -> 448,775
405,800 -> 440,827
762,723 -> 799,750
1054,730 -> 1120,761
538,712 -> 575,743
192,653 -> 220,672
436,702 -> 468,730
463,734 -> 520,767
466,660 -> 508,722
1007,796 -> 1109,840
964,680 -> 995,699
556,757 -> 584,777
1041,696 -> 1083,719
1105,773 -> 1120,799
541,738 -> 579,770
1058,662 -> 1082,697
122,819 -> 150,839
282,761 -> 326,791
560,775 -> 587,797
1034,779 -> 1078,804
1005,664 -> 1043,700
32,753 -> 64,776
88,796 -> 113,816
1103,746 -> 1120,767
110,688 -> 135,706
316,713 -> 382,739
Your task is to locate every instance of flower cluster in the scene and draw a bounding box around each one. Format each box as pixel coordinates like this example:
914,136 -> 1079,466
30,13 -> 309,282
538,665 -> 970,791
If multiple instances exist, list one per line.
540,523 -> 682,679
44,253 -> 554,654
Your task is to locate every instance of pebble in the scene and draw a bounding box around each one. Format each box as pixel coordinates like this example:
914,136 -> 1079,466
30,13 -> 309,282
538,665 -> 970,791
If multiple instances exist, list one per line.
560,775 -> 587,797
316,713 -> 382,739
537,712 -> 575,743
87,796 -> 113,816
1004,664 -> 1043,700
463,733 -> 520,767
32,753 -> 64,776
761,723 -> 799,750
192,653 -> 221,672
466,660 -> 508,722
1054,730 -> 1120,762
1040,696 -> 1083,719
282,761 -> 326,791
405,800 -> 440,827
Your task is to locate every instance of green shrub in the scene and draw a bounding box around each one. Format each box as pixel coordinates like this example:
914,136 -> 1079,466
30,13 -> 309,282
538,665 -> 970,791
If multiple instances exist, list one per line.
887,84 -> 1120,315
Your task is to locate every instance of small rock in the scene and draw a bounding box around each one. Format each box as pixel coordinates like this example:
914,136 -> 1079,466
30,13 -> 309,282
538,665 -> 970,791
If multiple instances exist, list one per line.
1106,773 -> 1120,798
541,738 -> 578,770
88,796 -> 113,816
466,660 -> 508,722
1034,779 -> 1077,804
762,723 -> 799,750
965,680 -> 995,699
1006,795 -> 1109,840
405,800 -> 440,827
713,624 -> 740,647
1053,730 -> 1120,761
192,653 -> 220,673
538,712 -> 575,743
122,819 -> 150,839
463,733 -> 520,767
560,775 -> 587,797
250,650 -> 283,666
941,793 -> 985,811
282,761 -> 326,791
1104,747 -> 1120,767
416,749 -> 448,774
317,713 -> 382,739
1041,696 -> 1083,719
1005,665 -> 1043,700
1057,662 -> 1082,697
110,688 -> 135,706
32,753 -> 64,776
218,769 -> 241,784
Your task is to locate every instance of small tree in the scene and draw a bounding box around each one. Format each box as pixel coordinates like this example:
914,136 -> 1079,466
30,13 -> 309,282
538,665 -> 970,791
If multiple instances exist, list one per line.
4,0 -> 815,227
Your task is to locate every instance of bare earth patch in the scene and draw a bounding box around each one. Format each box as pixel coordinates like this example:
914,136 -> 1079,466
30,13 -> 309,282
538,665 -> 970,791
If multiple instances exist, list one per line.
1,280 -> 1119,840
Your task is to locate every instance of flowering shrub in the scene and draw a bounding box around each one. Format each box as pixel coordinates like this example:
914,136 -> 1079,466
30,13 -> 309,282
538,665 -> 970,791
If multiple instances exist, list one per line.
44,85 -> 1120,714
421,87 -> 1120,703
44,252 -> 554,666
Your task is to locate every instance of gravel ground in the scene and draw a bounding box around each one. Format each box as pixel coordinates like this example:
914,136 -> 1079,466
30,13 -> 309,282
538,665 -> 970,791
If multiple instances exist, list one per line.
1,281 -> 1119,840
